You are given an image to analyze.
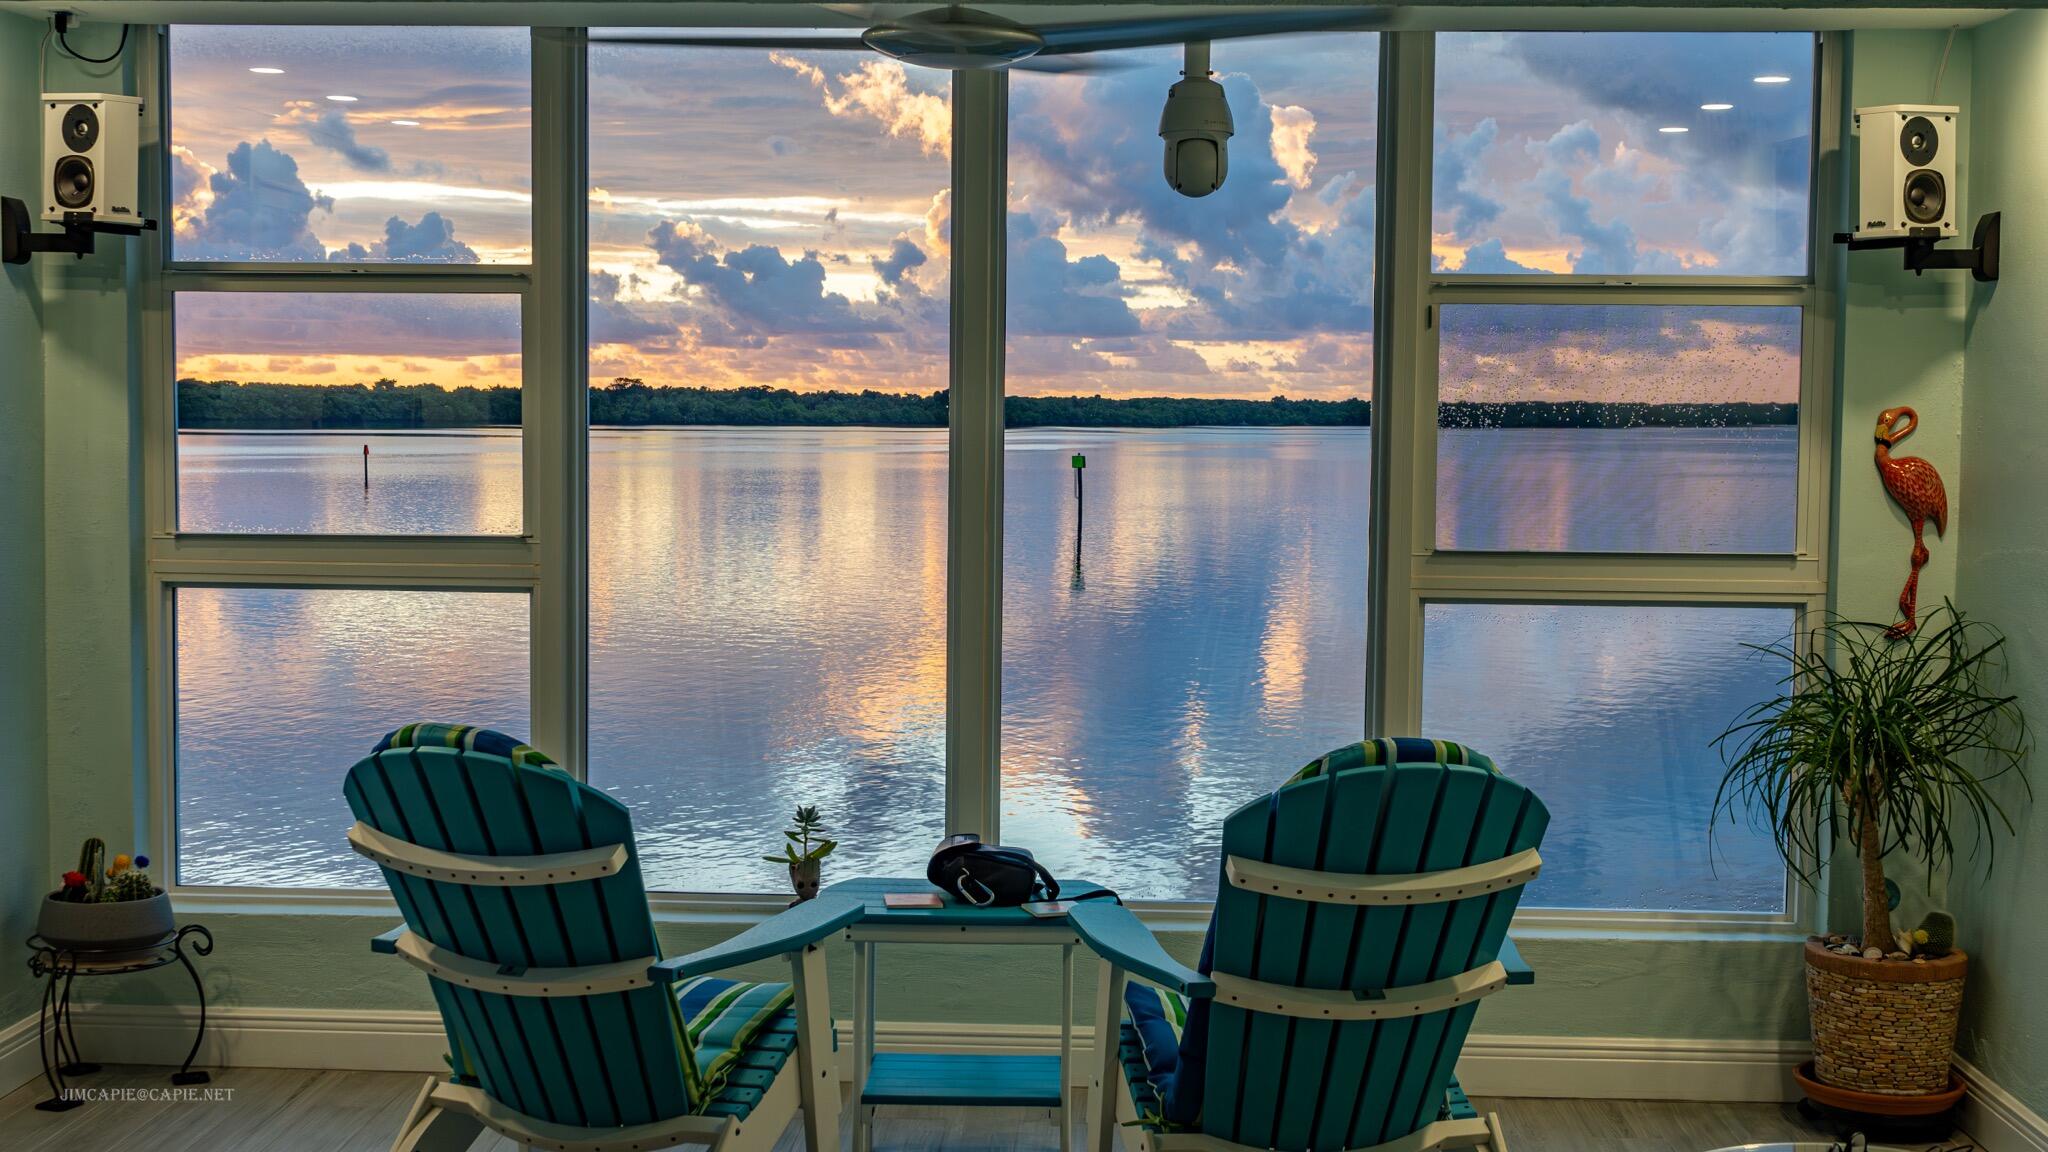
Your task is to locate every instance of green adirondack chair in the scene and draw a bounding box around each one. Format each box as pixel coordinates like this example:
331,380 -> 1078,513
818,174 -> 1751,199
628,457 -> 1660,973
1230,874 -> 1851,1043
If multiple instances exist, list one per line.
1071,739 -> 1549,1152
344,724 -> 862,1152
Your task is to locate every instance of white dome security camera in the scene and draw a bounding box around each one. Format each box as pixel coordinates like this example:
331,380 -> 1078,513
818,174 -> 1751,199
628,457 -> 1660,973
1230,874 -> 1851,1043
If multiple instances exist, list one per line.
1159,41 -> 1232,198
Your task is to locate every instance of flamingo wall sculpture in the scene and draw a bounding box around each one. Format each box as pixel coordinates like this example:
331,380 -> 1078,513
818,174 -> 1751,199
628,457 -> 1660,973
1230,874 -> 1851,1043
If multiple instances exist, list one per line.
1874,405 -> 1949,638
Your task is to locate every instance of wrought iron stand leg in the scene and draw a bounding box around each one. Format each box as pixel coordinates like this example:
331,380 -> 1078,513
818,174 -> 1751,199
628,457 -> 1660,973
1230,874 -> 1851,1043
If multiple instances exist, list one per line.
170,927 -> 212,1086
35,966 -> 81,1112
58,968 -> 101,1076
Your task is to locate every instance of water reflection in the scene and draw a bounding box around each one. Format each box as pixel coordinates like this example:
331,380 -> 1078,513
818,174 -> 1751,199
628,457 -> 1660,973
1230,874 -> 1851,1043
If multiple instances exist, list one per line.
175,426 -> 1793,908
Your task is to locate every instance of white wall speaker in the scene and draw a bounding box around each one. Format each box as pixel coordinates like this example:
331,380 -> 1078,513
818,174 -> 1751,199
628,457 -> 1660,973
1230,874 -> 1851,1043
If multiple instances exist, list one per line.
42,92 -> 145,227
1853,104 -> 1959,243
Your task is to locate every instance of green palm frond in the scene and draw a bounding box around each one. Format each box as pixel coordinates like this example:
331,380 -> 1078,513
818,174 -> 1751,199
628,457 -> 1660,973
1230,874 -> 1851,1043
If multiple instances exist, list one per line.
1712,601 -> 2030,902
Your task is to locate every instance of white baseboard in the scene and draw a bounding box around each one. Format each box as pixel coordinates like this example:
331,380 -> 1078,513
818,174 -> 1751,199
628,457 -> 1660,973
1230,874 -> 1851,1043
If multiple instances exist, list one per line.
1,1012 -> 43,1101
1957,1056 -> 2048,1152
10,1005 -> 2043,1151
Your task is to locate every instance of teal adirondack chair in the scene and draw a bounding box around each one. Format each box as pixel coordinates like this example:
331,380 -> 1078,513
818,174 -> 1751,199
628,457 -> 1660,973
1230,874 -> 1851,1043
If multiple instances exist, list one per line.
344,724 -> 862,1152
1070,739 -> 1549,1152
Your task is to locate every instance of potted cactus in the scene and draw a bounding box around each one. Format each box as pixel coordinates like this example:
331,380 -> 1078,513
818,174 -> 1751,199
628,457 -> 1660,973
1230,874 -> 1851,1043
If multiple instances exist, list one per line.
765,805 -> 836,902
1712,603 -> 2029,1131
35,837 -> 176,952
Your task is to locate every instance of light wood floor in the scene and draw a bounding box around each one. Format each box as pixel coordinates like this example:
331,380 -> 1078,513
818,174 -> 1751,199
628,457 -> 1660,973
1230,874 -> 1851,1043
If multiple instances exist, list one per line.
0,1064 -> 1976,1151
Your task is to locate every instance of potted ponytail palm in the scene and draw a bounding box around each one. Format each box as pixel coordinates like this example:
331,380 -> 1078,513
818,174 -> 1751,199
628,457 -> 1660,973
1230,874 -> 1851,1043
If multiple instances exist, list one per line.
1713,602 -> 2029,1124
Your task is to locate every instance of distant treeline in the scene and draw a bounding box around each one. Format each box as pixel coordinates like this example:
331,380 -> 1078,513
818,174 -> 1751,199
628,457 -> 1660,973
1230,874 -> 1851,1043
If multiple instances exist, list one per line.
176,378 -> 1796,431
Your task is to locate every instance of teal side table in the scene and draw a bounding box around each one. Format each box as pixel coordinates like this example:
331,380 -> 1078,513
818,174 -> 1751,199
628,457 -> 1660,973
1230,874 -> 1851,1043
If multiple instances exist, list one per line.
826,876 -> 1113,1152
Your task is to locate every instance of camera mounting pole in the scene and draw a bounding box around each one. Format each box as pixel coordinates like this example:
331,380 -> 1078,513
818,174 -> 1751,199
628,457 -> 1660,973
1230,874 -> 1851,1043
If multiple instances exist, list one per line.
1,196 -> 155,265
1833,211 -> 2000,282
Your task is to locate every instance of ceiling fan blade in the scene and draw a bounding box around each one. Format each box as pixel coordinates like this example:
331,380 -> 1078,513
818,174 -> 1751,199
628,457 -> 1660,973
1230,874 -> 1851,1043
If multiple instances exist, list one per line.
584,31 -> 869,51
1033,7 -> 1390,58
1008,55 -> 1138,75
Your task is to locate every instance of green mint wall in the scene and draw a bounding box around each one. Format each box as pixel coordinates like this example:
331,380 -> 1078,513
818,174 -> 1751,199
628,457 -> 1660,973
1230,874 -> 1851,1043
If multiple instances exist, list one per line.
1,9 -> 51,1029
1952,8 -> 2048,1122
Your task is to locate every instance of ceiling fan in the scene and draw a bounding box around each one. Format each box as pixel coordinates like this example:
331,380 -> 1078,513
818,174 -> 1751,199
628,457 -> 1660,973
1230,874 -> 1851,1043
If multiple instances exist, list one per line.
589,6 -> 1391,197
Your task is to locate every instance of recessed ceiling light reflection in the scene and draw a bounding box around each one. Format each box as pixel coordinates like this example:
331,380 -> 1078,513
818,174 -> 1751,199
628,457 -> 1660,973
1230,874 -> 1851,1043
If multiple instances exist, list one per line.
326,94 -> 359,102
1701,102 -> 1734,111
1753,75 -> 1792,84
389,119 -> 420,126
248,67 -> 284,75
1659,126 -> 1689,134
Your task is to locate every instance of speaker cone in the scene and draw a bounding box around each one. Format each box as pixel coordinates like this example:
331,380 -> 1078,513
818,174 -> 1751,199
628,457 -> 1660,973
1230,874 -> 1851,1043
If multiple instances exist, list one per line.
1903,168 -> 1946,226
53,154 -> 94,211
1899,115 -> 1938,166
61,103 -> 100,154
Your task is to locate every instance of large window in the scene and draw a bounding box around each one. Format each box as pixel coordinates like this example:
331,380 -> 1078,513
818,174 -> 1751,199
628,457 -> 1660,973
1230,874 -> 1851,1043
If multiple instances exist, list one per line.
149,24 -> 1832,923
585,42 -> 951,891
1001,35 -> 1378,900
1403,31 -> 1825,915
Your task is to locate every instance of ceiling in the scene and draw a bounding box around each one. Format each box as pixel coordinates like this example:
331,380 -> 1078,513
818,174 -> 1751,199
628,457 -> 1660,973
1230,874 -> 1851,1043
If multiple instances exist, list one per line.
0,1 -> 2016,33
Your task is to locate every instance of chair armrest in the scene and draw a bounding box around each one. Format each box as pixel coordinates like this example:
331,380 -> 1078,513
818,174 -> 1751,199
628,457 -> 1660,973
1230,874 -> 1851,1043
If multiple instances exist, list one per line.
1500,936 -> 1534,986
371,924 -> 406,955
648,892 -> 866,985
1068,900 -> 1216,999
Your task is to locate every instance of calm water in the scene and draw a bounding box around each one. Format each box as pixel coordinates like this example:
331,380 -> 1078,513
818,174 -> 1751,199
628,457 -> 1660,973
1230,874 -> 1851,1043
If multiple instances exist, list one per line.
175,425 -> 1793,910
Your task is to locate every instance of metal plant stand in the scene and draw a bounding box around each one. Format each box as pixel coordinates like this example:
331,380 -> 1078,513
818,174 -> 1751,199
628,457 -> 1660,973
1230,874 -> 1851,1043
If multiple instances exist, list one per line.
25,924 -> 214,1112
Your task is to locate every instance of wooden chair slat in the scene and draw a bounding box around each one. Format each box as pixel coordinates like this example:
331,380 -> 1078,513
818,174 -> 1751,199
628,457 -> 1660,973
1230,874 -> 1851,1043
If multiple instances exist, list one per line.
1338,764 -> 1445,1149
1242,777 -> 1333,1149
375,751 -> 535,1120
1377,767 -> 1488,1145
1288,767 -> 1383,1150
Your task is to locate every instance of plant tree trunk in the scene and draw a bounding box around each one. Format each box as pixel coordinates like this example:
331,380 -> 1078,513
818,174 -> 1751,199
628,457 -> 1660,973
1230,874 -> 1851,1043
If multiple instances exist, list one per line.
1858,797 -> 1892,951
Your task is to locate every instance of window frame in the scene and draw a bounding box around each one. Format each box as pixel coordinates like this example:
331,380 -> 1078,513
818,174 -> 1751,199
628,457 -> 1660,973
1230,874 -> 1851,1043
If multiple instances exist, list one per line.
1374,30 -> 1840,933
140,23 -> 1839,935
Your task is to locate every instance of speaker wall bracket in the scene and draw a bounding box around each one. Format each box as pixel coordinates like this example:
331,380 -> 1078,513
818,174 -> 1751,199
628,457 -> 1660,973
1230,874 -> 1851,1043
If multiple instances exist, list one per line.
1,196 -> 154,266
1833,211 -> 2000,282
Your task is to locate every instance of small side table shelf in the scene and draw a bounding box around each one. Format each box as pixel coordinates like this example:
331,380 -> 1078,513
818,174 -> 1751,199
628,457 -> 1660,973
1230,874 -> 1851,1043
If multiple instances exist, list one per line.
826,876 -> 1106,1152
25,924 -> 215,1112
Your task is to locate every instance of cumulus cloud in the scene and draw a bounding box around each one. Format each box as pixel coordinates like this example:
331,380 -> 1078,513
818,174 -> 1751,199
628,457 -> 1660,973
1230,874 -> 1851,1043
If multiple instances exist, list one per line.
305,108 -> 391,173
182,139 -> 332,260
1268,105 -> 1318,190
871,238 -> 927,287
167,144 -> 216,236
330,211 -> 480,263
773,53 -> 950,159
1007,212 -> 1141,339
649,218 -> 894,346
1433,118 -> 1503,239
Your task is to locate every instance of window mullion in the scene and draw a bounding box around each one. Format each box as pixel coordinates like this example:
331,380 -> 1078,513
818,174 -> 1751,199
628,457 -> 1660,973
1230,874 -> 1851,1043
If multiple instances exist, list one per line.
945,68 -> 1007,841
527,27 -> 589,780
1369,30 -> 1435,739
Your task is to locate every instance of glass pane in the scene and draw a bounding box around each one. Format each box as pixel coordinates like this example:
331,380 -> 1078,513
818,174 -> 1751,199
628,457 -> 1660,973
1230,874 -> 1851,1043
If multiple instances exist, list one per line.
175,587 -> 530,887
1002,34 -> 1378,901
1437,304 -> 1799,553
176,292 -> 522,534
1434,32 -> 1813,276
586,43 -> 951,892
168,26 -> 531,262
1422,602 -> 1792,913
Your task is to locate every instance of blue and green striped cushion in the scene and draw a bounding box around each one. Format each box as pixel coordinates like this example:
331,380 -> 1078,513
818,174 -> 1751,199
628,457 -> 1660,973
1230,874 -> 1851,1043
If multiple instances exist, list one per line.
674,977 -> 796,1104
1285,737 -> 1499,785
373,722 -> 569,776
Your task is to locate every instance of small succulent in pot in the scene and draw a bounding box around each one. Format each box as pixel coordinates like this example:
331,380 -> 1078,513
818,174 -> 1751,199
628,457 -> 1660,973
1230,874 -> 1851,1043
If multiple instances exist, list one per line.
40,840 -> 173,951
764,805 -> 836,901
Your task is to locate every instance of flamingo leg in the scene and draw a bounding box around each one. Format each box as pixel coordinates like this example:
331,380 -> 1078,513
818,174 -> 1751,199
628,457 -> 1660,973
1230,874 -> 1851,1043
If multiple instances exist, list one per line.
1889,516 -> 1928,638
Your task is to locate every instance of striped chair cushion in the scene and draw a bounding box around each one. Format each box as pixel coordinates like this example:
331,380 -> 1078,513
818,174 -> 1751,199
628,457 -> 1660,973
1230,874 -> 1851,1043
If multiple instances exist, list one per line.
1286,737 -> 1498,784
674,977 -> 796,1103
373,722 -> 569,775
1123,984 -> 1195,1125
1132,738 -> 1502,1129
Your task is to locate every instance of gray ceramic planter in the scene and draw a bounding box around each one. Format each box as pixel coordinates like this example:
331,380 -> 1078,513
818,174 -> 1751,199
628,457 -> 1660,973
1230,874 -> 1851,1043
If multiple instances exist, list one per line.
36,891 -> 175,952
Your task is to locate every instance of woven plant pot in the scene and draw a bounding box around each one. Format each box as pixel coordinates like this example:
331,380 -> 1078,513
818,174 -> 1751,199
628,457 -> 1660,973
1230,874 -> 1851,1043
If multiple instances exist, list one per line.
1804,938 -> 1966,1095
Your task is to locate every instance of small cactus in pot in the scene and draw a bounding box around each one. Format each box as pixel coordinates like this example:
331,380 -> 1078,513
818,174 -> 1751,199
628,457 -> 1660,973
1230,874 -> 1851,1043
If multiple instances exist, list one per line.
765,806 -> 836,902
39,839 -> 174,951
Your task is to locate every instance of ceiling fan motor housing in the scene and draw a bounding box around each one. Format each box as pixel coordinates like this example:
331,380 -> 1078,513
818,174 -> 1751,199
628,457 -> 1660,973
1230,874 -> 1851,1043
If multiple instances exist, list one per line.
1160,74 -> 1234,197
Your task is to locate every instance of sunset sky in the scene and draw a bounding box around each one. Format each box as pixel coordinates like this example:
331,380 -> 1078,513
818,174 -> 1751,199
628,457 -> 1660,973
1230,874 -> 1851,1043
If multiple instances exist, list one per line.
168,26 -> 1810,405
